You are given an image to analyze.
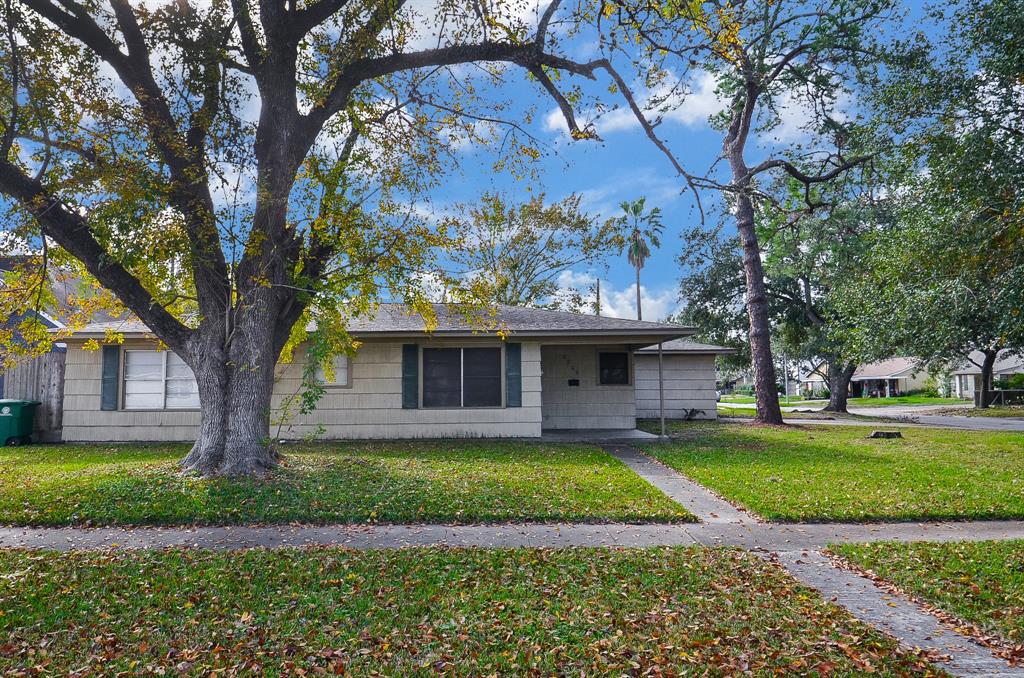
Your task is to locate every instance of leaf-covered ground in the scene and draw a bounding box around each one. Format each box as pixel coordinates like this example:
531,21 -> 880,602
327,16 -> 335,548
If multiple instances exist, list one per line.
0,441 -> 690,526
933,406 -> 1024,418
0,547 -> 942,675
831,540 -> 1024,645
640,423 -> 1024,522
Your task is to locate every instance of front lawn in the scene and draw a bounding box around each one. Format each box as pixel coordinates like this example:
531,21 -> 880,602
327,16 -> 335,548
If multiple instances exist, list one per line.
642,423 -> 1024,522
831,540 -> 1024,645
0,547 -> 939,675
0,441 -> 690,526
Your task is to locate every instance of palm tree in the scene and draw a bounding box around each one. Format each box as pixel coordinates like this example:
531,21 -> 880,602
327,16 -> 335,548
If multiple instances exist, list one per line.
617,198 -> 664,320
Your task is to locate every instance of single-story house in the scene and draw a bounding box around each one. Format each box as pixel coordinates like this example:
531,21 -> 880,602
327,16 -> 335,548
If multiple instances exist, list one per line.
849,357 -> 928,398
949,350 -> 1024,399
633,340 -> 733,420
57,305 -> 723,442
797,361 -> 828,395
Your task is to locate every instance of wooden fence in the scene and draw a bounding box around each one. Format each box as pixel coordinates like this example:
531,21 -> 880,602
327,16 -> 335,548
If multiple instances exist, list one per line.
975,389 -> 1024,408
1,350 -> 66,440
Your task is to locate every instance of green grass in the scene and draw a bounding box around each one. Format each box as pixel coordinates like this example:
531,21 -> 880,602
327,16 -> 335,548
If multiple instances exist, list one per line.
719,394 -> 757,403
0,441 -> 691,527
831,540 -> 1024,644
641,423 -> 1024,522
716,404 -> 757,417
0,546 -> 940,675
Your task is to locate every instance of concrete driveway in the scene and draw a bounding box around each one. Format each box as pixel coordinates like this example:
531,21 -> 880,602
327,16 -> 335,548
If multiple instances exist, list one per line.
723,401 -> 1024,432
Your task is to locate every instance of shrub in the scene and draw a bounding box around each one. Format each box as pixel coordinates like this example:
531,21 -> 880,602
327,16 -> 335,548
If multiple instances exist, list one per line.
908,385 -> 940,398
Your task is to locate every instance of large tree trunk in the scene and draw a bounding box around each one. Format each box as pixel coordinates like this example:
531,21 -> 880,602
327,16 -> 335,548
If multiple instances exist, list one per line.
179,305 -> 282,477
822,362 -> 857,413
734,192 -> 784,424
978,347 -> 999,409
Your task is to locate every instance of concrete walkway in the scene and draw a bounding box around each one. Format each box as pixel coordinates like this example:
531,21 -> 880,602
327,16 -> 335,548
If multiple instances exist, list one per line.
4,519 -> 1024,551
778,550 -> 1023,677
602,443 -> 755,524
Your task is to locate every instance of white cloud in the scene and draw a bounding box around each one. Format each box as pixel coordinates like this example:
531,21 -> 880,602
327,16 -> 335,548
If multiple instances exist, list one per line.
401,0 -> 554,52
575,167 -> 686,220
545,70 -> 726,139
555,270 -> 679,321
762,88 -> 854,146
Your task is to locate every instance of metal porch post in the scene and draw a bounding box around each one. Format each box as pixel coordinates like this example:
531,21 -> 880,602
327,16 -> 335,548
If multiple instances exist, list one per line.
659,341 -> 665,439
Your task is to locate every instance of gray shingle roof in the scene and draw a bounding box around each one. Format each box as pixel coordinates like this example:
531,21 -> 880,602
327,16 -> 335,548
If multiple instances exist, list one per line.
61,304 -> 694,340
634,339 -> 735,355
952,350 -> 1024,375
852,357 -> 920,380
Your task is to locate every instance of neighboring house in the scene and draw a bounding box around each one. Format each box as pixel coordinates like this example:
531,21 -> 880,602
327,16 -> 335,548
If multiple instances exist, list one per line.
949,350 -> 1024,400
0,257 -> 70,441
56,305 -> 712,442
718,370 -> 754,393
633,340 -> 734,420
797,361 -> 828,395
849,358 -> 928,398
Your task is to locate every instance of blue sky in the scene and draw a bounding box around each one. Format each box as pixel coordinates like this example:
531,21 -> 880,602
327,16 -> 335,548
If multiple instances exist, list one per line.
413,0 -> 936,321
1,0 -> 938,324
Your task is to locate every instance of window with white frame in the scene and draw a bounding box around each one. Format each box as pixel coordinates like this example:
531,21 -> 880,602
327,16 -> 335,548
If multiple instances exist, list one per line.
314,355 -> 351,387
123,350 -> 200,409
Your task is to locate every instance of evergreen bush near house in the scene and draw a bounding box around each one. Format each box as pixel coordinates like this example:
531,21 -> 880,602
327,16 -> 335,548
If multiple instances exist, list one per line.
908,385 -> 940,398
995,374 -> 1024,390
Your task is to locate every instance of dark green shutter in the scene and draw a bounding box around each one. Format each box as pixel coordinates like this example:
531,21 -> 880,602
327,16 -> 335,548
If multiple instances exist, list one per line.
505,342 -> 522,408
401,344 -> 418,409
100,345 -> 120,411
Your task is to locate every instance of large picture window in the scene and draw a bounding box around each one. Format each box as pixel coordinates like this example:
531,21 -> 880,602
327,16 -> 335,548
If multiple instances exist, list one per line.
422,347 -> 502,408
598,351 -> 630,385
123,350 -> 199,409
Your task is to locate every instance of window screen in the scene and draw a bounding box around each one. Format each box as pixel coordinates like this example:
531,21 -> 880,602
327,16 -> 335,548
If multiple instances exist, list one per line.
463,347 -> 502,407
422,348 -> 462,407
599,352 -> 630,385
422,347 -> 502,408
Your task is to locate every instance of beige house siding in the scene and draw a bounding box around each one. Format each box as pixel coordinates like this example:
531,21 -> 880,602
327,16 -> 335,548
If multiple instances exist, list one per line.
634,353 -> 718,420
540,345 -> 635,430
62,339 -> 543,442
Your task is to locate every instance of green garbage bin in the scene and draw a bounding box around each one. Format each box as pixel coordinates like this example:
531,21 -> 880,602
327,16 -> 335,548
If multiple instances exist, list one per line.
0,399 -> 40,446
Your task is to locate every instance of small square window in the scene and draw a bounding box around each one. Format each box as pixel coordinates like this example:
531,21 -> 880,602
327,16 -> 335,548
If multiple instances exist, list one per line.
599,352 -> 629,385
315,355 -> 350,387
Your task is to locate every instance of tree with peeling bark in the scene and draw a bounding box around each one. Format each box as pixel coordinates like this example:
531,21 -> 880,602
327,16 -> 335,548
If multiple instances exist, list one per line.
589,0 -> 901,423
0,0 -> 642,476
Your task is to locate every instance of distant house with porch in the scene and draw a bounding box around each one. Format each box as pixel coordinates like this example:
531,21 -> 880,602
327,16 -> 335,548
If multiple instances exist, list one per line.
949,350 -> 1024,400
850,358 -> 928,398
